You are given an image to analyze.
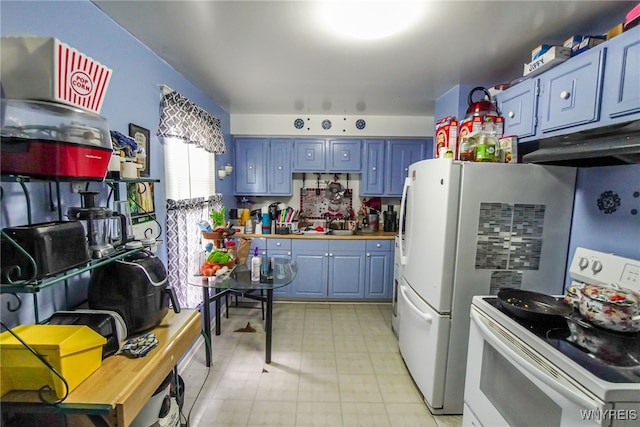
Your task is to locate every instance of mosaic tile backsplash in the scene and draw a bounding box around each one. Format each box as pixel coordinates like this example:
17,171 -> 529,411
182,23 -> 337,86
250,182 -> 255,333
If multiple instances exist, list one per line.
475,202 -> 546,271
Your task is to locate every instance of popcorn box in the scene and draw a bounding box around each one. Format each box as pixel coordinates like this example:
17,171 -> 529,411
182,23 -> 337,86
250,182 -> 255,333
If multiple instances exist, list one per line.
1,37 -> 112,114
435,116 -> 458,159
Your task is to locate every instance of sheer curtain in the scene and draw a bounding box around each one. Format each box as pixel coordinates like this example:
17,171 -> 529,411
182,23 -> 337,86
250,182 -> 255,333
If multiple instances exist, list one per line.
166,195 -> 222,308
157,87 -> 227,308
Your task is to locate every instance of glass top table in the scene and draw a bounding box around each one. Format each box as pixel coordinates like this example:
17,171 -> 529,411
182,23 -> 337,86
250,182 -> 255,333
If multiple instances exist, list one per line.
189,260 -> 297,366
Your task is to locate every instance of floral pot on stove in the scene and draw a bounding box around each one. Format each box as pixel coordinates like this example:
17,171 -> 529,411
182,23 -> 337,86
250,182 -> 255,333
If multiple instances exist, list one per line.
573,283 -> 640,333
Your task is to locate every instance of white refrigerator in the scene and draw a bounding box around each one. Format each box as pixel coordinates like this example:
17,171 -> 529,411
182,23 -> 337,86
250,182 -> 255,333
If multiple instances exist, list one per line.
397,159 -> 576,415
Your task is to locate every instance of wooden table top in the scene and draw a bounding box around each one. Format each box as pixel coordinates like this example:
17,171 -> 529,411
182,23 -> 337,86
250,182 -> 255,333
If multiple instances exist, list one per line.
1,309 -> 201,427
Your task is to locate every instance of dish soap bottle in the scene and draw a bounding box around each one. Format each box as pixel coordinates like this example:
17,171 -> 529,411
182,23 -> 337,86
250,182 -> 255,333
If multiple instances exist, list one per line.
251,247 -> 261,282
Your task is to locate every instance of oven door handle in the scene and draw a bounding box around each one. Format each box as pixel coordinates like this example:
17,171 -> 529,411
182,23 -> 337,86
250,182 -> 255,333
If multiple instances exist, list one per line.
400,284 -> 432,324
471,309 -> 605,412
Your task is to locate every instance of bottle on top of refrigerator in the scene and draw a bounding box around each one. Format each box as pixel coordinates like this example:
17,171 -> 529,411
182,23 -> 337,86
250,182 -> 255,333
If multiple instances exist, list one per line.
251,247 -> 261,282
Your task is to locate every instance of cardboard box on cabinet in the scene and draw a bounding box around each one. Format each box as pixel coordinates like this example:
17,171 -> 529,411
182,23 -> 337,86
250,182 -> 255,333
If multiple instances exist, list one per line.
523,46 -> 571,77
572,36 -> 606,56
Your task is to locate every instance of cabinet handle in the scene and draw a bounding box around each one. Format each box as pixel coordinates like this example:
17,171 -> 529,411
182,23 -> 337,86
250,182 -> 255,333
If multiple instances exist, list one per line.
325,253 -> 329,257
287,251 -> 291,256
276,242 -> 281,246
248,165 -> 253,170
404,167 -> 408,171
372,166 -> 377,171
277,165 -> 282,170
343,153 -> 348,157
307,153 -> 312,157
376,243 -> 381,248
560,91 -> 571,100
508,111 -> 515,118
367,253 -> 371,257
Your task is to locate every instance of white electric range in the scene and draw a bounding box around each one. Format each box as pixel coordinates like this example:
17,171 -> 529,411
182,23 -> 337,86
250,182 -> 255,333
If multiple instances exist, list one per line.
464,247 -> 640,427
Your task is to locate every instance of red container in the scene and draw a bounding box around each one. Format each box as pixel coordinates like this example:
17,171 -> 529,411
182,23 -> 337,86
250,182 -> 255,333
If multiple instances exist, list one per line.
1,138 -> 112,180
1,99 -> 112,180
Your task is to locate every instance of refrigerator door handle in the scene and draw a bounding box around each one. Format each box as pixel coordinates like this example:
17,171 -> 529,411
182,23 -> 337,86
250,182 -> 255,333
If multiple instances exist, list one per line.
399,176 -> 410,265
400,284 -> 432,324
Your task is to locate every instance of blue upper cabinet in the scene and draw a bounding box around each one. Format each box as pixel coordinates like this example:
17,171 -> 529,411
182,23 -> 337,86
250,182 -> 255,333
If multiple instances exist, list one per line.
293,139 -> 326,171
328,139 -> 361,171
234,137 -> 291,195
268,139 -> 292,195
496,78 -> 538,138
361,140 -> 385,195
361,139 -> 430,196
385,139 -> 426,196
538,47 -> 605,133
489,28 -> 640,143
601,26 -> 640,120
234,137 -> 268,195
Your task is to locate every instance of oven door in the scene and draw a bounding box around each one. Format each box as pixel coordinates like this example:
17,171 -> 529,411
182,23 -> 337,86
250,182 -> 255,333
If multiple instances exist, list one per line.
464,307 -> 612,427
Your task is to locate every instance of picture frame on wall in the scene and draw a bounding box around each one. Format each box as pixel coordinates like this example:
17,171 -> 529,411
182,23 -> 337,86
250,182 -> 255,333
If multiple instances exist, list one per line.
128,123 -> 150,177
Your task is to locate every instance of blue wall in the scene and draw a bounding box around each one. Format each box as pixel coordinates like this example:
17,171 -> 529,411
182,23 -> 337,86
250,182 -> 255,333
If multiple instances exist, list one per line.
1,0 -> 232,325
565,164 -> 640,286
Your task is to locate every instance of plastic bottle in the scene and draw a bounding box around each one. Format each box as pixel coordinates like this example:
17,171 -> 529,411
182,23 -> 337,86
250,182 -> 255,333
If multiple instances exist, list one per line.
251,247 -> 261,282
475,119 -> 498,162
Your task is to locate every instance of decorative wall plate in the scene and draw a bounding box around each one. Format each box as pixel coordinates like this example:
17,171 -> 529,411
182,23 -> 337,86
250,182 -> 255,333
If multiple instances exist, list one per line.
294,118 -> 304,129
355,119 -> 366,130
321,119 -> 332,130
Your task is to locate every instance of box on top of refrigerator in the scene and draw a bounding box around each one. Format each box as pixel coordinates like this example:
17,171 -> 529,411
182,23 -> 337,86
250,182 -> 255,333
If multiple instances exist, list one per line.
1,36 -> 112,114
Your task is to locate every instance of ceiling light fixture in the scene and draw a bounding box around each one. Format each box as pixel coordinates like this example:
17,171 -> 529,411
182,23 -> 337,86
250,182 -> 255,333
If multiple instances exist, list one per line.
319,1 -> 425,40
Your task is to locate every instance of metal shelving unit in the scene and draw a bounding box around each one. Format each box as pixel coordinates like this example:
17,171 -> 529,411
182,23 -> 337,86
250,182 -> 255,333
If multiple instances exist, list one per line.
1,174 -> 161,322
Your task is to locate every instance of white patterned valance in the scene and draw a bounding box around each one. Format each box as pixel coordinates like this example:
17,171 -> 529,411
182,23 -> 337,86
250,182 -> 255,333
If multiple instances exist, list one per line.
157,90 -> 226,154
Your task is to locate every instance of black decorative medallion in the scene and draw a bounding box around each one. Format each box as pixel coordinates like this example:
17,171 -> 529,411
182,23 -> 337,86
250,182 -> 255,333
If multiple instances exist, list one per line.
294,118 -> 304,129
597,190 -> 621,214
322,119 -> 332,130
355,119 -> 366,130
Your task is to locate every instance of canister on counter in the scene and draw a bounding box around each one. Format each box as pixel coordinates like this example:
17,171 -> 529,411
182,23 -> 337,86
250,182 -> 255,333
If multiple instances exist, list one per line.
261,214 -> 271,234
240,209 -> 251,226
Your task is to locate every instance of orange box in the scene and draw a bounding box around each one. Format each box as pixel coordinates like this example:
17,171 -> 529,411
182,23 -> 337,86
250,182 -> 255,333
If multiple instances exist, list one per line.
0,37 -> 112,114
459,115 -> 504,140
435,116 -> 458,159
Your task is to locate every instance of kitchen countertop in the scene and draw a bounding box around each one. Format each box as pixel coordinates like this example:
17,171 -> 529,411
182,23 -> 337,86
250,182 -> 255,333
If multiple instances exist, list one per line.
236,230 -> 396,240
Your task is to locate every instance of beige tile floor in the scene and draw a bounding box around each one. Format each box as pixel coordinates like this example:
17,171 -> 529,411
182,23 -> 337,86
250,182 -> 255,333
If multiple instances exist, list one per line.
179,301 -> 462,427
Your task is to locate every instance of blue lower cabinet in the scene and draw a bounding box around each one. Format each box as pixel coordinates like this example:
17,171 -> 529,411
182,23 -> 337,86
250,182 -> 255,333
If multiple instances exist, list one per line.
266,239 -> 292,298
328,240 -> 366,299
364,240 -> 392,299
283,239 -> 392,300
291,240 -> 329,298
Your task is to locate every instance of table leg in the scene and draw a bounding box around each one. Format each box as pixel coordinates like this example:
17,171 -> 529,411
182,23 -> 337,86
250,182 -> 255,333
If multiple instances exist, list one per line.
215,287 -> 221,336
202,286 -> 212,367
265,289 -> 273,364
